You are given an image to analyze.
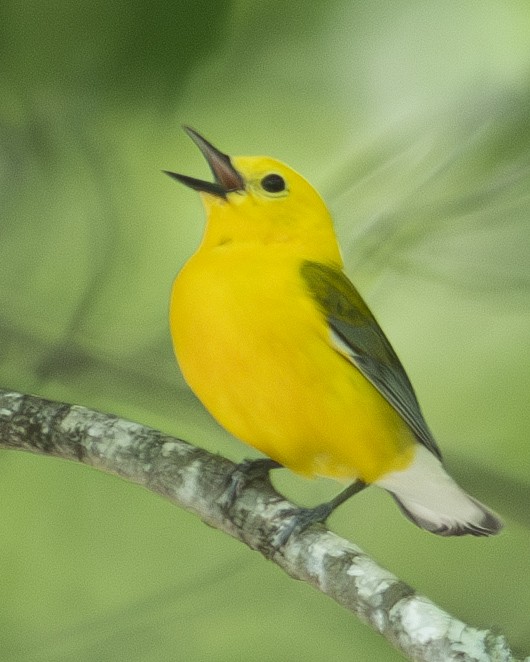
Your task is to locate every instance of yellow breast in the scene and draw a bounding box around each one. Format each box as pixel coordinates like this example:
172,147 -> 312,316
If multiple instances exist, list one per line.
170,244 -> 415,483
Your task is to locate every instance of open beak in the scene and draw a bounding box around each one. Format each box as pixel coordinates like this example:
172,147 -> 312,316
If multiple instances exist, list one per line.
164,127 -> 244,198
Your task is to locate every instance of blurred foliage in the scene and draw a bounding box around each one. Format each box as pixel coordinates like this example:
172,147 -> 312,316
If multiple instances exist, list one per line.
1,1 -> 529,660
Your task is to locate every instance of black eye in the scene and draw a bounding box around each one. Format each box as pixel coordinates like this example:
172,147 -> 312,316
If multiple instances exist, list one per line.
261,173 -> 286,193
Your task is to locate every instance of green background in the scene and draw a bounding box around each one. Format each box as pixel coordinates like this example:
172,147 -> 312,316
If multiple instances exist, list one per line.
1,1 -> 529,660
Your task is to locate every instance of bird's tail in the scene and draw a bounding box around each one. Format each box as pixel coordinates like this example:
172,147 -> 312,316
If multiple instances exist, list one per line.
375,446 -> 503,536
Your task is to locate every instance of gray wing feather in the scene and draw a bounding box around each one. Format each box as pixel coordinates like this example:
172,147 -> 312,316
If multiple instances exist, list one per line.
301,261 -> 442,459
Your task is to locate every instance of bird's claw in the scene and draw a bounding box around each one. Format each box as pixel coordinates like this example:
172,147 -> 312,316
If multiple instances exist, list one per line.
218,458 -> 281,512
273,502 -> 335,548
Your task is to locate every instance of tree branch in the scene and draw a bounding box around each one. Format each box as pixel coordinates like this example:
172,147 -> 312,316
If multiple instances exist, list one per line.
0,388 -> 524,662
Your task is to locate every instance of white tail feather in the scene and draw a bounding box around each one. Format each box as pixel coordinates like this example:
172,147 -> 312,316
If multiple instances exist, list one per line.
376,446 -> 502,536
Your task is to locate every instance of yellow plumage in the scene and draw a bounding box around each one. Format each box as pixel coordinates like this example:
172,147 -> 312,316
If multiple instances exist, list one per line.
172,241 -> 414,482
166,128 -> 502,538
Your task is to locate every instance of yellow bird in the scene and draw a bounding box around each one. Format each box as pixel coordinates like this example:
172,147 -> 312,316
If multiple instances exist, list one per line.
166,127 -> 502,539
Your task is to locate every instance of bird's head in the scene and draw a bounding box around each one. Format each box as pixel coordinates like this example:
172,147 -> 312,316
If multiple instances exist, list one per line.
165,127 -> 342,263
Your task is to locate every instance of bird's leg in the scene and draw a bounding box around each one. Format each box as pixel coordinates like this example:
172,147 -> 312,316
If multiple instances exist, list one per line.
219,458 -> 282,511
275,479 -> 368,547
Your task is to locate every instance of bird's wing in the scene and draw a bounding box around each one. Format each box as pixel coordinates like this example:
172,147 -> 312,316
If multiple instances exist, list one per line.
301,261 -> 442,459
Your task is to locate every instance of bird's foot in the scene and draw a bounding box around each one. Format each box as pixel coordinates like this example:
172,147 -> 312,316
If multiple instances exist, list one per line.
273,479 -> 368,548
218,458 -> 281,512
273,502 -> 336,548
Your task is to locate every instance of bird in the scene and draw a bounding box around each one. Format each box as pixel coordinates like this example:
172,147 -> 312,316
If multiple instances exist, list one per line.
165,127 -> 503,541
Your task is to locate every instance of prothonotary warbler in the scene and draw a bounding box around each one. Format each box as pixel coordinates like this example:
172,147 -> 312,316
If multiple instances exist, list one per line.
165,127 -> 502,540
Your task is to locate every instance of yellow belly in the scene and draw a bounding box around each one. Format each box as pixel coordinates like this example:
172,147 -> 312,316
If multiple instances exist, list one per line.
170,246 -> 415,483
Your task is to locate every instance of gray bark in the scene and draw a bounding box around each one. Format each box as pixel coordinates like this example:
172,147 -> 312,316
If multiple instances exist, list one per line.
0,389 -> 525,662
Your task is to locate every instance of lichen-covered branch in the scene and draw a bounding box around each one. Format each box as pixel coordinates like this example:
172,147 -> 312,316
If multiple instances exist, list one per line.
0,388 -> 524,662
